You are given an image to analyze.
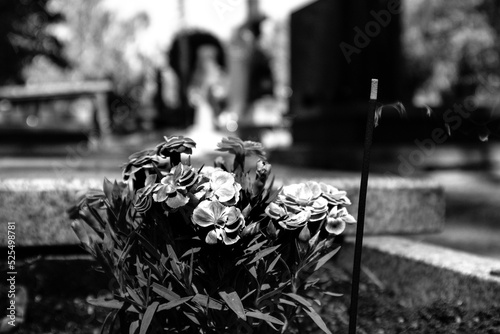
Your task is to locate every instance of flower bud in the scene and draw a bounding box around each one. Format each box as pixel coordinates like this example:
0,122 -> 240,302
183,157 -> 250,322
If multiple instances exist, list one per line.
79,208 -> 104,237
256,160 -> 271,180
308,230 -> 320,249
214,156 -> 226,169
266,220 -> 277,239
298,225 -> 311,242
253,160 -> 271,196
71,220 -> 90,248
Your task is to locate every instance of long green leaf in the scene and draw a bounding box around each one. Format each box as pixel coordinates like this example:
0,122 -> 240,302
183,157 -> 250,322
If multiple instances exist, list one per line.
192,294 -> 224,310
241,289 -> 256,302
151,283 -> 180,301
248,245 -> 280,265
180,247 -> 201,259
126,287 -> 144,306
245,240 -> 267,254
183,312 -> 201,325
157,296 -> 193,311
246,310 -> 284,326
141,256 -> 162,281
278,298 -> 296,307
100,309 -> 118,334
304,306 -> 332,334
87,298 -> 123,310
129,320 -> 139,334
166,244 -> 179,261
166,245 -> 183,280
256,283 -> 288,305
219,289 -> 247,320
314,247 -> 340,271
87,298 -> 140,314
284,293 -> 311,308
140,301 -> 159,334
94,243 -> 115,280
266,253 -> 281,273
324,291 -> 343,297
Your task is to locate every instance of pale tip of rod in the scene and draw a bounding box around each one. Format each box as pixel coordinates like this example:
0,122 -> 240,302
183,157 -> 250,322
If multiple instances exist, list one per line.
370,79 -> 378,100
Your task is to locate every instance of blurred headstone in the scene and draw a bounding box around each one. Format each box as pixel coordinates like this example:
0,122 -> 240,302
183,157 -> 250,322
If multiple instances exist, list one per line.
290,0 -> 403,145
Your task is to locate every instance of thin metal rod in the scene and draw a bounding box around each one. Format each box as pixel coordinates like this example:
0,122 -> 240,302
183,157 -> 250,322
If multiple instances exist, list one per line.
348,78 -> 378,334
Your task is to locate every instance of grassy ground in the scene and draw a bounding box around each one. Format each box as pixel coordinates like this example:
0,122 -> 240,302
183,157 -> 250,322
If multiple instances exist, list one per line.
1,249 -> 499,334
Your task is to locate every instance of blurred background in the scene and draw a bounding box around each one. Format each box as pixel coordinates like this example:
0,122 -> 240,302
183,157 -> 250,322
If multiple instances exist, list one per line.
1,0 -> 500,263
1,0 -> 500,332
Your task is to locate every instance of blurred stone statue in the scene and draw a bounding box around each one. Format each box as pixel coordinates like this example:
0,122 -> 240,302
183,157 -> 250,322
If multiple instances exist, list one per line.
168,30 -> 227,130
188,44 -> 227,130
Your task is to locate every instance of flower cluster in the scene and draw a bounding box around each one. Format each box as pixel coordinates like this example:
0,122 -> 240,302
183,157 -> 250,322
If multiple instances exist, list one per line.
70,135 -> 356,334
266,181 -> 355,235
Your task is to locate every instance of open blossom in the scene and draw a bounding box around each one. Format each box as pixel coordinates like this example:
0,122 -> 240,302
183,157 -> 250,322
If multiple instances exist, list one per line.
325,206 -> 356,235
279,183 -> 328,222
216,137 -> 266,159
313,182 -> 352,206
156,136 -> 196,158
197,168 -> 242,205
265,202 -> 311,230
122,149 -> 159,182
150,164 -> 198,209
192,200 -> 245,245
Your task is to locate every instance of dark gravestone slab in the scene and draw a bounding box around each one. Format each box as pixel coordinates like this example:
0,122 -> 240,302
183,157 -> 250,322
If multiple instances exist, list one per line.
290,0 -> 405,146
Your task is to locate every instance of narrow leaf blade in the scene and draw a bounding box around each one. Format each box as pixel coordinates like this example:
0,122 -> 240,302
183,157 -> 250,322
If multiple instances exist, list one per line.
151,283 -> 180,302
87,298 -> 123,310
158,296 -> 193,311
219,289 -> 247,320
139,301 -> 159,334
246,310 -> 284,326
248,245 -> 280,265
284,293 -> 311,308
314,247 -> 340,271
304,306 -> 332,334
192,294 -> 224,310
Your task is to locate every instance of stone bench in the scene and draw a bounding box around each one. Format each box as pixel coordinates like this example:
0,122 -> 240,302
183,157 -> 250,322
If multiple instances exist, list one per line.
0,81 -> 112,145
0,177 -> 444,247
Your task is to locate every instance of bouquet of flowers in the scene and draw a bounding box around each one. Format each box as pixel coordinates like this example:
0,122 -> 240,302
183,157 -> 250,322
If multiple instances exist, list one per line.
69,135 -> 356,334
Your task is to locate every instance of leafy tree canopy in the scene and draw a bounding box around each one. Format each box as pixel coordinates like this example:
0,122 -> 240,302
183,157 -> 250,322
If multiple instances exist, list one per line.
0,0 -> 68,85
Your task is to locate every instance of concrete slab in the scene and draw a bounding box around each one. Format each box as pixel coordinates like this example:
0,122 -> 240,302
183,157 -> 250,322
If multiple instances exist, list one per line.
342,236 -> 500,308
0,179 -> 101,247
362,236 -> 500,284
0,177 -> 445,246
